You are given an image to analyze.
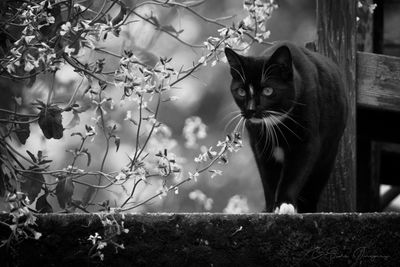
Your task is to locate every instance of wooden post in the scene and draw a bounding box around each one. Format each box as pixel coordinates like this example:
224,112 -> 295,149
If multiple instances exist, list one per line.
316,0 -> 357,211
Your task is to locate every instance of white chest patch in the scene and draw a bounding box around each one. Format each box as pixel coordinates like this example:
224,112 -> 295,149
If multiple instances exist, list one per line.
273,147 -> 284,163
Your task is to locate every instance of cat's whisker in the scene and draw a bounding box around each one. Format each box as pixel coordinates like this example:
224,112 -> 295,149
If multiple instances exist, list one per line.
291,100 -> 306,106
271,118 -> 280,149
265,110 -> 282,116
267,109 -> 306,133
222,110 -> 242,122
233,117 -> 244,134
263,117 -> 276,158
276,116 -> 302,141
224,113 -> 243,133
222,110 -> 242,126
270,115 -> 290,148
261,59 -> 267,82
284,113 -> 306,131
261,63 -> 279,83
261,118 -> 270,156
230,66 -> 246,84
268,119 -> 277,158
257,121 -> 266,146
266,110 -> 303,141
241,119 -> 246,139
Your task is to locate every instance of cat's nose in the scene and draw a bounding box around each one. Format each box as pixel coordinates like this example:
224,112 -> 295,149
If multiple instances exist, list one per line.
246,99 -> 256,112
245,109 -> 256,118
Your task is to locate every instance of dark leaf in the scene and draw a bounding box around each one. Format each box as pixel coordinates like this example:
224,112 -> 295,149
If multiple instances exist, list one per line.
0,166 -> 10,198
33,99 -> 46,107
111,2 -> 126,26
37,150 -> 43,161
219,155 -> 228,164
148,13 -> 160,27
14,97 -> 22,106
27,69 -> 37,87
38,159 -> 53,165
133,47 -> 158,67
81,149 -> 91,166
14,119 -> 30,144
20,172 -> 44,203
38,105 -> 64,139
26,150 -> 37,163
114,136 -> 120,152
160,25 -> 183,36
36,194 -> 53,213
99,80 -> 107,90
68,199 -> 83,212
81,187 -> 95,207
55,178 -> 74,209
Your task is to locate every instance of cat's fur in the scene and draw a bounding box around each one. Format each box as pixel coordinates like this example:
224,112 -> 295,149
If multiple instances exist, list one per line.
225,42 -> 348,213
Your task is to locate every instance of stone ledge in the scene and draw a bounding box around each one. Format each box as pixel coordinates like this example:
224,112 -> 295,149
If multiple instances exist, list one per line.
1,213 -> 400,266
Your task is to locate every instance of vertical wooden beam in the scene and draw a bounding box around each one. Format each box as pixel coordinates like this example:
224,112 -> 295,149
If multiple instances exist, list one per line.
356,0 -> 375,212
357,0 -> 374,52
373,0 -> 384,53
316,0 -> 357,212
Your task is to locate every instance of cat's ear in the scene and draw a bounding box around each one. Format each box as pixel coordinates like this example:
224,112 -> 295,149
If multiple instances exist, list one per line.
225,47 -> 245,80
269,45 -> 292,68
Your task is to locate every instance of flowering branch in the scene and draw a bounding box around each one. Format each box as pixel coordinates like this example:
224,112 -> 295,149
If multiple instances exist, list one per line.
0,1 -> 277,241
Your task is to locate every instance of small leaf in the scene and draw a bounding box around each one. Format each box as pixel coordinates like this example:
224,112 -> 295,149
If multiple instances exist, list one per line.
81,187 -> 95,207
114,136 -> 120,152
20,172 -> 44,203
14,97 -> 22,106
37,150 -> 43,161
148,13 -> 160,27
132,46 -> 158,67
207,150 -> 215,160
38,159 -> 53,165
160,24 -> 177,33
38,105 -> 64,139
55,178 -> 74,209
219,155 -> 228,164
14,119 -> 30,144
111,1 -> 127,26
33,99 -> 46,107
26,150 -> 37,163
81,149 -> 91,166
36,194 -> 53,213
0,167 -> 10,198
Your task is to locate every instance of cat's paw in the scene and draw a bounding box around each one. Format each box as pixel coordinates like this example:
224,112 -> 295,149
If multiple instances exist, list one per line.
274,203 -> 297,214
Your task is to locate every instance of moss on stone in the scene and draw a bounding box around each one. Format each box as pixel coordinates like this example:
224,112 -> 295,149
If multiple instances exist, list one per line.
1,213 -> 400,266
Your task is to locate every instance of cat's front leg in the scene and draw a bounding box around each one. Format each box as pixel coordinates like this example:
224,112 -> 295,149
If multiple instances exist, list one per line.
258,159 -> 282,212
274,142 -> 319,214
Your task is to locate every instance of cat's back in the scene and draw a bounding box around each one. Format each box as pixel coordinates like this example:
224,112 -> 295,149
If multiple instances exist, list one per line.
264,41 -> 341,84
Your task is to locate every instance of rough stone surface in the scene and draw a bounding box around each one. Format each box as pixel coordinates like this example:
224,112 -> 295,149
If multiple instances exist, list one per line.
1,213 -> 400,266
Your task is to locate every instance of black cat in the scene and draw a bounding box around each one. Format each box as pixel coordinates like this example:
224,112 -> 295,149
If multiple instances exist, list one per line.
225,42 -> 348,213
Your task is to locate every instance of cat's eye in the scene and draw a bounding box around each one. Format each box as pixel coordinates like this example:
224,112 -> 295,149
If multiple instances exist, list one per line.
236,88 -> 246,97
262,87 -> 274,96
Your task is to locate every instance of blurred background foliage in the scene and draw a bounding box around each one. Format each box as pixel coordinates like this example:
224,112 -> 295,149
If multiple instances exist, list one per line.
0,0 -> 317,212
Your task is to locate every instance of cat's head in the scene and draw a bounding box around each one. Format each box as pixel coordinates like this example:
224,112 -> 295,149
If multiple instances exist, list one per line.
225,45 -> 296,124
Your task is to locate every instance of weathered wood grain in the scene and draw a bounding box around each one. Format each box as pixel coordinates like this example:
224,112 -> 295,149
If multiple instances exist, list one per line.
357,52 -> 400,112
316,0 -> 357,212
